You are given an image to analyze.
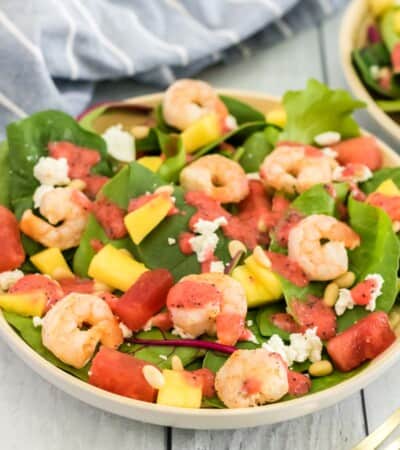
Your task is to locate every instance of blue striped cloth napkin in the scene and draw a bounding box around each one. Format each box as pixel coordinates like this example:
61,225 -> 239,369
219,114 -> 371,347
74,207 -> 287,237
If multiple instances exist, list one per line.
0,0 -> 347,134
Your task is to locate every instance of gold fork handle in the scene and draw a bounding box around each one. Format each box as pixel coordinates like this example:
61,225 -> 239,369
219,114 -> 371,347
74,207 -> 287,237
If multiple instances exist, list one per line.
353,409 -> 400,450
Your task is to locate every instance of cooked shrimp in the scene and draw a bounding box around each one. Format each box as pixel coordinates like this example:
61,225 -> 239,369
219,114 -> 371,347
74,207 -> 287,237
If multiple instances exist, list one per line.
215,349 -> 289,408
260,145 -> 338,194
180,154 -> 249,203
163,79 -> 228,130
42,293 -> 123,369
288,214 -> 360,281
166,273 -> 247,346
19,187 -> 91,250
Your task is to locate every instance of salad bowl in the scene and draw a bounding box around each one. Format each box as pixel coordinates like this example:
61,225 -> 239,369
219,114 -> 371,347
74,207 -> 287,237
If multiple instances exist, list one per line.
0,87 -> 400,429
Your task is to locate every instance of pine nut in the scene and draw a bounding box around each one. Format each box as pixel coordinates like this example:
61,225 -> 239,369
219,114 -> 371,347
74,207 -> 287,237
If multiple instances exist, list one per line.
68,179 -> 86,191
323,282 -> 339,307
334,271 -> 356,288
171,355 -> 184,371
228,240 -> 247,259
142,365 -> 165,389
154,185 -> 174,196
131,125 -> 150,139
253,246 -> 271,269
309,360 -> 333,377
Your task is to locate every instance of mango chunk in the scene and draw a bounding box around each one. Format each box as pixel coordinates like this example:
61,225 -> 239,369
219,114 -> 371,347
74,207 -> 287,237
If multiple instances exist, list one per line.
266,109 -> 287,128
368,0 -> 394,17
124,195 -> 172,245
375,178 -> 400,197
0,291 -> 47,317
88,244 -> 148,292
30,248 -> 74,280
244,255 -> 282,301
157,370 -> 202,409
181,113 -> 221,153
231,265 -> 273,308
137,156 -> 163,173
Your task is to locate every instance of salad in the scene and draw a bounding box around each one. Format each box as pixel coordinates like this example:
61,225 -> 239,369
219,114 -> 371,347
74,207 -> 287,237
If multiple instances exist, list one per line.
352,0 -> 400,116
0,78 -> 399,410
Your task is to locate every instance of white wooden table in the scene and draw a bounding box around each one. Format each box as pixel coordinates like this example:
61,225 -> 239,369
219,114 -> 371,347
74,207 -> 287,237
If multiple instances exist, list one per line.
1,12 -> 399,450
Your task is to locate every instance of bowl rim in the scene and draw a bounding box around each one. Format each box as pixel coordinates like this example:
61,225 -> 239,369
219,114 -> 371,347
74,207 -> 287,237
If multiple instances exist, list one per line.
1,88 -> 400,429
340,0 -> 400,141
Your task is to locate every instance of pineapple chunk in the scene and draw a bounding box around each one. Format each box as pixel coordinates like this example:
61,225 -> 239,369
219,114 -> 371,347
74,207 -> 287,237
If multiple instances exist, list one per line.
244,255 -> 282,301
137,156 -> 163,173
231,265 -> 273,308
157,370 -> 202,409
375,178 -> 400,196
266,109 -> 287,128
368,0 -> 394,17
124,195 -> 172,245
181,113 -> 221,153
0,291 -> 47,317
88,244 -> 148,292
30,248 -> 74,280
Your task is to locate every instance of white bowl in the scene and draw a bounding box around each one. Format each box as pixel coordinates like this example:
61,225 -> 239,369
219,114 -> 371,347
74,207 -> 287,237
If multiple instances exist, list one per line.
340,0 -> 400,141
1,89 -> 400,430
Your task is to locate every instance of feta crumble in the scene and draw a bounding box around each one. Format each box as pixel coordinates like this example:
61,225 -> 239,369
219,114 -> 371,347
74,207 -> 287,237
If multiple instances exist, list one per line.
210,261 -> 225,273
365,274 -> 384,312
246,319 -> 254,327
335,288 -> 354,316
32,316 -> 43,328
167,237 -> 176,246
321,147 -> 338,159
159,354 -> 168,361
370,65 -> 380,80
225,114 -> 238,131
262,328 -> 323,366
189,216 -> 228,263
332,164 -> 372,183
33,184 -> 55,209
33,157 -> 70,186
119,322 -> 133,339
102,124 -> 135,162
0,270 -> 24,292
314,131 -> 341,147
246,331 -> 259,345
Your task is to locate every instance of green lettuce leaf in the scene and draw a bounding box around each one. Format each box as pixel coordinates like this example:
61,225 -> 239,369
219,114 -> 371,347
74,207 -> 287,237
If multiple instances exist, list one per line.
361,167 -> 400,193
3,311 -> 89,381
338,198 -> 400,330
6,110 -> 112,217
280,79 -> 365,144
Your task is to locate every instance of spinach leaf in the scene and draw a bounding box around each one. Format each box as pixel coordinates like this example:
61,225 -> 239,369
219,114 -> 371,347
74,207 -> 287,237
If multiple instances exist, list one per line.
348,198 -> 399,312
202,396 -> 226,409
0,141 -> 10,207
202,351 -> 227,373
280,79 -> 365,144
292,184 -> 335,216
156,131 -> 186,183
6,110 -> 112,215
361,167 -> 400,193
219,95 -> 265,124
281,277 -> 325,312
256,303 -> 290,340
239,130 -> 273,172
120,329 -> 203,368
3,311 -> 89,381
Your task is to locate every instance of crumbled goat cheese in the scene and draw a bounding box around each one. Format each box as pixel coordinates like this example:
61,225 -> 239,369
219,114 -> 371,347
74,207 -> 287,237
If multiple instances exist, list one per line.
246,172 -> 261,180
32,316 -> 43,328
189,217 -> 228,263
102,124 -> 135,162
0,270 -> 24,292
33,184 -> 55,209
172,326 -> 196,339
262,328 -> 322,366
142,319 -> 153,332
365,274 -> 384,312
119,322 -> 133,339
335,288 -> 354,316
33,157 -> 70,186
159,355 -> 168,361
314,131 -> 341,147
321,147 -> 338,159
167,237 -> 176,246
246,320 -> 254,327
225,114 -> 238,131
246,331 -> 259,345
210,261 -> 225,273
